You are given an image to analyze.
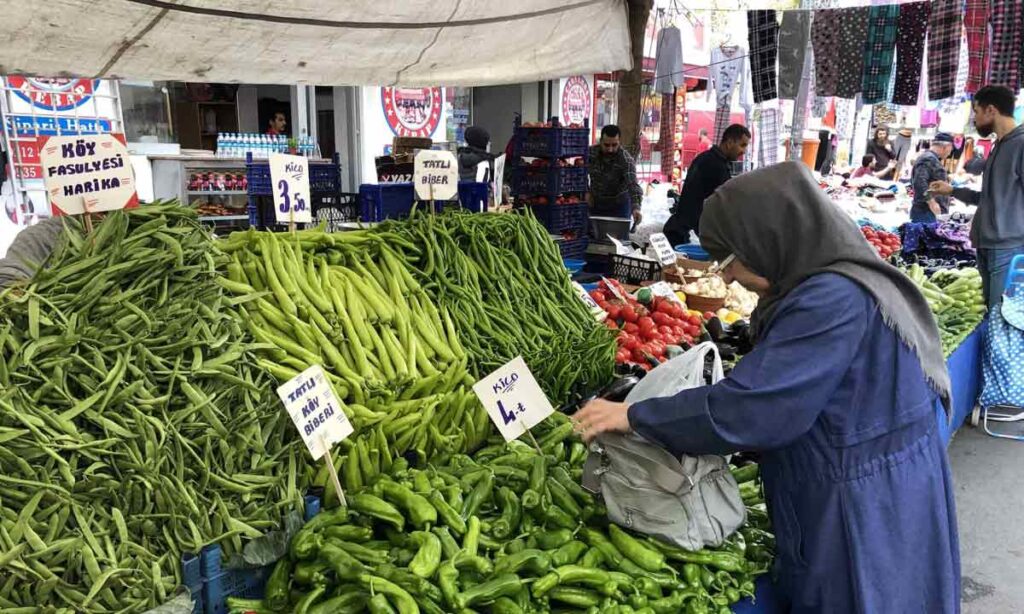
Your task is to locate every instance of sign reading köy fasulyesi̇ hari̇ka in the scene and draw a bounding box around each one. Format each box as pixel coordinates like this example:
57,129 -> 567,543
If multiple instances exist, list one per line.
39,134 -> 137,215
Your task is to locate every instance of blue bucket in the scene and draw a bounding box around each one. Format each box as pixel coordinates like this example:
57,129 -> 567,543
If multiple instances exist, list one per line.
563,258 -> 586,275
675,244 -> 710,261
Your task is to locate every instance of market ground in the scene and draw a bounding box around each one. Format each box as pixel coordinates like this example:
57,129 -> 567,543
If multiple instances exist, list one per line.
950,422 -> 1024,612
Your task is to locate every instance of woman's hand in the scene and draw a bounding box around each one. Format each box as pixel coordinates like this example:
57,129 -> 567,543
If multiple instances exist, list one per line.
571,399 -> 632,443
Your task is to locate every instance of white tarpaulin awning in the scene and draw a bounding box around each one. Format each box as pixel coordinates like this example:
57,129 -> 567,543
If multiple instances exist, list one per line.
0,0 -> 632,86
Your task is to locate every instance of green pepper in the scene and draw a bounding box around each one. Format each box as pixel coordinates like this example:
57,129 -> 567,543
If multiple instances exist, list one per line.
351,493 -> 405,531
444,484 -> 464,510
521,488 -> 543,513
479,532 -> 504,552
617,558 -> 680,590
307,592 -> 368,614
636,576 -> 663,599
324,525 -> 374,543
320,542 -> 365,580
629,593 -> 650,609
380,479 -> 438,528
534,528 -> 574,550
568,441 -> 587,467
549,465 -> 593,505
494,549 -> 551,576
729,464 -> 759,484
428,489 -> 467,535
413,470 -> 433,494
453,551 -> 494,575
368,593 -> 398,614
490,596 -> 525,614
550,540 -> 588,567
739,579 -> 756,598
295,586 -> 327,614
609,525 -> 666,573
580,547 -> 605,568
700,568 -> 716,589
329,539 -> 391,565
293,560 -> 330,586
359,575 -> 419,614
455,573 -> 523,609
649,539 -> 749,573
438,560 -> 460,609
714,570 -> 737,591
581,528 -> 623,566
726,587 -> 741,604
461,470 -> 494,520
747,544 -> 773,563
491,487 -> 522,540
290,527 -> 322,561
529,455 -> 548,493
375,563 -> 443,603
301,505 -> 351,532
545,477 -> 581,517
264,558 -> 292,611
539,423 -> 574,451
432,526 -> 461,559
547,586 -> 601,608
682,563 -> 701,588
724,532 -> 746,557
542,504 -> 578,530
492,464 -> 530,485
463,515 -> 482,556
407,531 -> 442,578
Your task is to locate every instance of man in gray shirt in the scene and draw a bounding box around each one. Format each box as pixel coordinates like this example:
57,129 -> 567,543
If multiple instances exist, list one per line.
931,86 -> 1024,307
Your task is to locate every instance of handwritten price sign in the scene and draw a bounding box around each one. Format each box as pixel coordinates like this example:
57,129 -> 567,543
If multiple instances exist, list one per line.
270,153 -> 311,224
473,356 -> 555,442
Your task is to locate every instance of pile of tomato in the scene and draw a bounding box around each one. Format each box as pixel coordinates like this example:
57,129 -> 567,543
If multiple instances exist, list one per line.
861,225 -> 901,259
589,280 -> 704,370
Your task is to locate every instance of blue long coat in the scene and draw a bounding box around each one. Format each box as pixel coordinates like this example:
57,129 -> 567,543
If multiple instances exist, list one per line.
629,273 -> 961,613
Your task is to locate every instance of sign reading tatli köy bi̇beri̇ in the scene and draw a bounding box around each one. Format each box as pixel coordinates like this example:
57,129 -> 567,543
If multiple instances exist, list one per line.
414,149 -> 458,201
473,356 -> 555,442
39,134 -> 137,215
277,364 -> 353,460
270,153 -> 312,224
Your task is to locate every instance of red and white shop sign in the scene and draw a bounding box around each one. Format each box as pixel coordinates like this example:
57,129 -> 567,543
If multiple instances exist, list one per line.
6,76 -> 98,112
381,87 -> 443,138
561,76 -> 592,126
39,134 -> 138,215
10,138 -> 43,180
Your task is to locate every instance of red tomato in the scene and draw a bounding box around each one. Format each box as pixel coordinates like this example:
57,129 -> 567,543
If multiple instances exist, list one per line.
621,305 -> 638,323
597,301 -> 610,312
641,327 -> 659,342
656,301 -> 675,315
684,324 -> 700,337
632,348 -> 648,363
688,314 -> 702,326
703,312 -> 717,322
638,317 -> 656,332
650,312 -> 667,326
590,290 -> 607,302
658,325 -> 674,334
605,305 -> 622,320
605,319 -> 619,330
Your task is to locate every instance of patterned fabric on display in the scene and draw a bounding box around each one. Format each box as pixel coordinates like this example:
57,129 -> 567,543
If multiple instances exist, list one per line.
861,5 -> 900,104
892,1 -> 931,105
747,10 -> 780,103
989,0 -> 1024,90
812,9 -> 841,97
755,103 -> 781,168
927,0 -> 963,101
836,7 -> 871,99
963,0 -> 990,94
777,11 -> 811,100
709,45 -> 749,143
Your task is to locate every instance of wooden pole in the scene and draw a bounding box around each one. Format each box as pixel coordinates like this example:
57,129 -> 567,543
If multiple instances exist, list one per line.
321,434 -> 347,508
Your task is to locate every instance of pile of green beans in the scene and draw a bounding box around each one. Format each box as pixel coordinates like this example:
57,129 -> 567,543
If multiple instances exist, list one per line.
0,204 -> 307,612
373,209 -> 618,406
218,228 -> 491,503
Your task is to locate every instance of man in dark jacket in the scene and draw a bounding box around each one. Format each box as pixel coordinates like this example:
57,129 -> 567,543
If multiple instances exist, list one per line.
663,124 -> 750,246
931,85 -> 1024,306
588,125 -> 644,223
866,127 -> 897,180
457,126 -> 495,182
910,133 -> 953,223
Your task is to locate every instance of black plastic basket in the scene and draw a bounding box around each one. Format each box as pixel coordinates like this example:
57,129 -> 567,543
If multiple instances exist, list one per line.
610,253 -> 662,284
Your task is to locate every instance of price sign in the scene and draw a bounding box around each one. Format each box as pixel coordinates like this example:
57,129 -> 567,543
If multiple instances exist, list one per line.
648,281 -> 685,305
572,281 -> 607,322
649,233 -> 677,266
601,277 -> 627,302
277,365 -> 353,460
414,150 -> 458,201
39,134 -> 138,215
270,153 -> 311,224
473,356 -> 555,442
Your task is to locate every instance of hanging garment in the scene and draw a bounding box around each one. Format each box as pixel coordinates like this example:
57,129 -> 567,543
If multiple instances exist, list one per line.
836,7 -> 871,99
927,0 -> 963,102
708,45 -> 749,143
989,0 -> 1024,91
836,98 -> 856,139
861,5 -> 900,104
777,11 -> 810,100
892,1 -> 932,105
755,103 -> 781,168
747,10 -> 779,104
812,9 -> 841,97
964,0 -> 990,94
654,26 -> 684,95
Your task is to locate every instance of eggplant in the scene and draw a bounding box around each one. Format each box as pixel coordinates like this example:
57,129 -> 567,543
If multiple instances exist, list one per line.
601,375 -> 641,402
716,343 -> 738,361
705,317 -> 727,342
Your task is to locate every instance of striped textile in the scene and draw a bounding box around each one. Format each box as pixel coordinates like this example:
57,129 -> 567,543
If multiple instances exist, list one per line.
861,4 -> 901,104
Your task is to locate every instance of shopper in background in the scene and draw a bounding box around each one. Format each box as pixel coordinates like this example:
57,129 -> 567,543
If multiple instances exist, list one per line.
931,85 -> 1024,307
573,161 -> 960,614
697,128 -> 712,154
910,133 -> 954,223
892,127 -> 914,177
662,123 -> 750,246
588,125 -> 643,224
457,126 -> 495,182
265,111 -> 287,136
850,154 -> 882,179
865,127 -> 897,180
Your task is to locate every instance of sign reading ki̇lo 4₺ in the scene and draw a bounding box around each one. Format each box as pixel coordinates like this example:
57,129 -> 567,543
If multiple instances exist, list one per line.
39,134 -> 137,215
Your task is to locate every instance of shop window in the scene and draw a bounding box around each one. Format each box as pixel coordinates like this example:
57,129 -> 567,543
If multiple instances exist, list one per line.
121,81 -> 175,143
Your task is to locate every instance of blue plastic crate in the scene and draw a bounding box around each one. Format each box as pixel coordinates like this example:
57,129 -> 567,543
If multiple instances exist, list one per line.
358,182 -> 490,221
512,166 -> 588,196
559,238 -> 589,260
514,122 -> 590,158
181,552 -> 204,614
246,153 -> 341,196
529,203 -> 588,232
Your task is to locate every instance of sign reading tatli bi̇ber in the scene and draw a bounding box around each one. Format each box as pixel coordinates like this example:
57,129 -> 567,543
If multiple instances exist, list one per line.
39,134 -> 137,215
414,149 -> 458,201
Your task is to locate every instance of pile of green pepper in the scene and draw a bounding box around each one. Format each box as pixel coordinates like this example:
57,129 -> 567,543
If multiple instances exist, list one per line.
229,414 -> 774,614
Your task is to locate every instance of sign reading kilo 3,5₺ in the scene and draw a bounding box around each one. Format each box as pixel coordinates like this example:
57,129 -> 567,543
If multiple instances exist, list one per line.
38,134 -> 137,215
270,153 -> 312,224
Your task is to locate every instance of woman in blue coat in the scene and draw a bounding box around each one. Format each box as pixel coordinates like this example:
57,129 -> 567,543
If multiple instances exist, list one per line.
573,162 -> 961,613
